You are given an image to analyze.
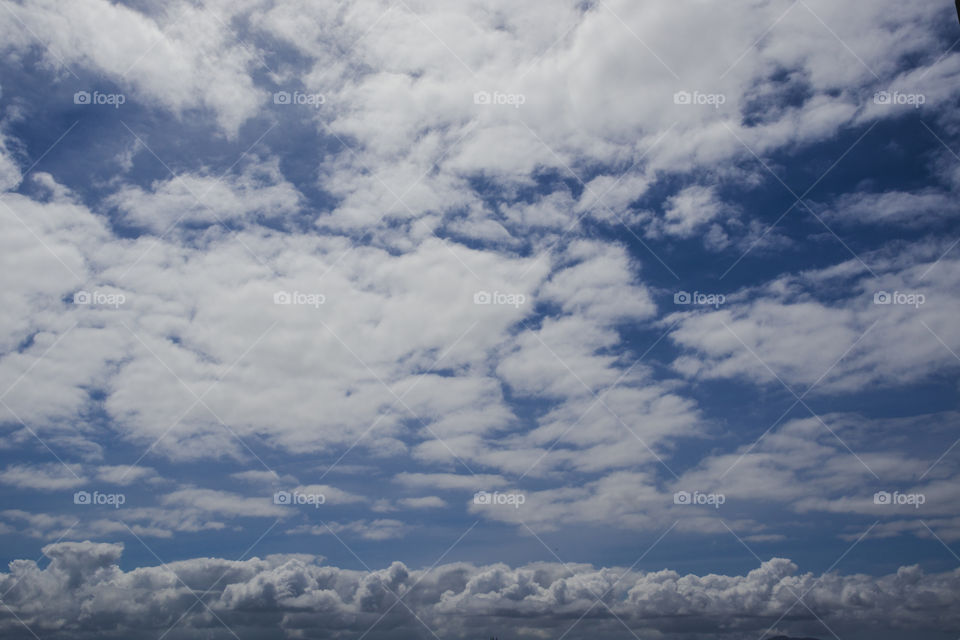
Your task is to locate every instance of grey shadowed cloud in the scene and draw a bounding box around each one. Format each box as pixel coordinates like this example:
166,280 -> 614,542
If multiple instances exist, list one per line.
0,542 -> 958,640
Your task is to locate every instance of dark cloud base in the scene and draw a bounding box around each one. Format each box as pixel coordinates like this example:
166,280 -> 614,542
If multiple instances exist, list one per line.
0,542 -> 957,640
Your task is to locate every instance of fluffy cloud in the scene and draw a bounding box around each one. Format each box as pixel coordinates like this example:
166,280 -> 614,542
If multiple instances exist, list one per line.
652,185 -> 730,239
106,157 -> 303,233
0,463 -> 157,490
669,245 -> 960,392
0,2 -> 959,636
0,96 -> 21,191
252,0 -> 957,247
0,169 -> 699,493
0,542 -> 957,640
0,0 -> 265,134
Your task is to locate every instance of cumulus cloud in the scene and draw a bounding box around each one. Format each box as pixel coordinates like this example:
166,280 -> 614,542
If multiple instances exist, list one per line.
0,543 -> 957,640
0,168 -> 696,495
106,157 -> 303,233
0,0 -> 265,134
0,103 -> 21,191
0,1 -> 959,636
668,245 -> 960,392
652,185 -> 730,239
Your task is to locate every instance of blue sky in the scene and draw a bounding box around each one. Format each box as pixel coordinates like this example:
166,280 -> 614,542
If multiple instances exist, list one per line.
1,1 -> 960,639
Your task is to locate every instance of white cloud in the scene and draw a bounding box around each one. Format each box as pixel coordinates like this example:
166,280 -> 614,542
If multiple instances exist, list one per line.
289,518 -> 413,541
0,100 -> 21,191
0,542 -> 957,639
244,0 -> 959,248
106,157 -> 302,233
653,185 -> 729,239
231,470 -> 298,485
0,463 -> 85,490
0,0 -> 265,135
160,487 -> 286,518
398,496 -> 446,509
292,484 -> 367,505
668,246 -> 960,392
393,472 -> 509,490
0,4 -> 958,631
94,465 -> 158,485
820,189 -> 960,227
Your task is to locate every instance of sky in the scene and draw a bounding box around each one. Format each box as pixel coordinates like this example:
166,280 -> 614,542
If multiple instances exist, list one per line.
0,0 -> 959,639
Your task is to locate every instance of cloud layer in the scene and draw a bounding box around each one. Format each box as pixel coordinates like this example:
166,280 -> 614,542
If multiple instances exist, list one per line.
0,542 -> 958,640
0,0 -> 959,637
